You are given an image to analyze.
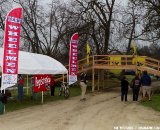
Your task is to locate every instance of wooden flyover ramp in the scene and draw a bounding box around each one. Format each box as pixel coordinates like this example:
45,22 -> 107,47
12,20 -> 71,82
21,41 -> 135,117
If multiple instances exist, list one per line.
55,55 -> 160,92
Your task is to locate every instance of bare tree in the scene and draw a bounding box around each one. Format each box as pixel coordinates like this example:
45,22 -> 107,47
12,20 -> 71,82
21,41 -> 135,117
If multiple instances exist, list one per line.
131,0 -> 160,42
120,2 -> 142,54
74,0 -> 116,54
0,0 -> 13,46
12,0 -> 67,60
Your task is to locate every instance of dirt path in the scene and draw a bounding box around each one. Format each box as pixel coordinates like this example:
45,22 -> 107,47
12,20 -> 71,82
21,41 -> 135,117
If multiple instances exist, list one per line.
0,82 -> 160,130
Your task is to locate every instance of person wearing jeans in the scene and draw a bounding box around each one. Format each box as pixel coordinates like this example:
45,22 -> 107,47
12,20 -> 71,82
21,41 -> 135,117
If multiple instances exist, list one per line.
131,74 -> 141,101
18,74 -> 24,102
121,76 -> 129,102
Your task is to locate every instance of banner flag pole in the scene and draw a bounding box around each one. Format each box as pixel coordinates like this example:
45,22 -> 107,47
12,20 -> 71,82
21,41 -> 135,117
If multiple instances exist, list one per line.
0,7 -> 22,114
68,33 -> 78,85
1,7 -> 23,91
4,89 -> 5,113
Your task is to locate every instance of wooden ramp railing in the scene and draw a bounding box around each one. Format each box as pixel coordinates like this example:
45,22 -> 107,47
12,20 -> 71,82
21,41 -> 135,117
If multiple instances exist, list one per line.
55,55 -> 160,83
93,55 -> 136,70
54,56 -> 93,82
137,56 -> 160,76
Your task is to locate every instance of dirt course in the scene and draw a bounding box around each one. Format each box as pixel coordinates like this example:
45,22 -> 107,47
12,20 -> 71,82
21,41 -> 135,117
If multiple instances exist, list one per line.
0,82 -> 160,130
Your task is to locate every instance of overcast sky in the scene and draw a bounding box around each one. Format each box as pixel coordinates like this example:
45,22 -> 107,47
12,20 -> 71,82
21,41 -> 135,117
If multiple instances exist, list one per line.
11,0 -> 150,47
38,0 -> 129,6
12,0 -> 129,9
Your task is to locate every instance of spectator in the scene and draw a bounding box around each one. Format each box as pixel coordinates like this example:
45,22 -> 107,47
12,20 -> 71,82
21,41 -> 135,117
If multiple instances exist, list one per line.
31,76 -> 36,100
79,70 -> 87,101
50,75 -> 55,96
121,76 -> 129,102
18,74 -> 24,101
141,71 -> 152,101
131,74 -> 141,101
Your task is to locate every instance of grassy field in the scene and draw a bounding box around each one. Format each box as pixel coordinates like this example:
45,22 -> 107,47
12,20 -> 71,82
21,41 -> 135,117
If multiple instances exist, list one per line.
6,88 -> 79,112
5,84 -> 81,112
4,77 -> 121,112
3,69 -> 131,113
140,91 -> 160,112
4,73 -> 160,113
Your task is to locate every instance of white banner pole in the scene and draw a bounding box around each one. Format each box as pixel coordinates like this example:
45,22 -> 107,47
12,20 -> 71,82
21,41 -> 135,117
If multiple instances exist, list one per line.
27,75 -> 28,95
63,74 -> 64,82
42,91 -> 43,104
67,73 -> 68,84
4,89 -> 5,113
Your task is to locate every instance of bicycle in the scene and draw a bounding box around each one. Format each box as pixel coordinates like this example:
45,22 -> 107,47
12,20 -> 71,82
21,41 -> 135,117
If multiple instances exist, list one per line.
59,82 -> 70,99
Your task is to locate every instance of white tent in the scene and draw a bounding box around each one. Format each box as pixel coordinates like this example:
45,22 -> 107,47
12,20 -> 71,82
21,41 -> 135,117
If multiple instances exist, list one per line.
0,48 -> 68,74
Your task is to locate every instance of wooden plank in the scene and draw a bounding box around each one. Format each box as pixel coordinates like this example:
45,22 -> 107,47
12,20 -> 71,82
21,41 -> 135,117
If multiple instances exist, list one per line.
55,55 -> 160,83
93,65 -> 136,70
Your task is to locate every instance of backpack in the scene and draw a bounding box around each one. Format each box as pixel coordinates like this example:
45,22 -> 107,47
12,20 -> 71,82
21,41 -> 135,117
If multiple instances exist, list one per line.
133,79 -> 141,88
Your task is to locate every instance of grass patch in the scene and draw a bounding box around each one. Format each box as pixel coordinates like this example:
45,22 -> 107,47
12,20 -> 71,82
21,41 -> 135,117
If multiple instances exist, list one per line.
5,85 -> 81,112
140,93 -> 160,112
5,78 -> 120,112
4,75 -> 128,113
110,69 -> 122,75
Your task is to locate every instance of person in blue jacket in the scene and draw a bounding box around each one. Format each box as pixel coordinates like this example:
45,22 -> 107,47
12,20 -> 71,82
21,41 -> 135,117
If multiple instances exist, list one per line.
141,71 -> 151,101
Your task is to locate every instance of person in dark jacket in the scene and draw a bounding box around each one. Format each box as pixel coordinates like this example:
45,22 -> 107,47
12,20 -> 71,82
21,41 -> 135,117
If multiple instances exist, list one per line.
79,71 -> 87,101
141,71 -> 151,100
131,74 -> 141,101
18,74 -> 24,101
121,76 -> 129,102
50,75 -> 55,96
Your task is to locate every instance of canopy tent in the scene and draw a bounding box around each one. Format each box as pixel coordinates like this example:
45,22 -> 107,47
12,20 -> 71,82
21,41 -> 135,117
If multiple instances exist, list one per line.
0,48 -> 68,74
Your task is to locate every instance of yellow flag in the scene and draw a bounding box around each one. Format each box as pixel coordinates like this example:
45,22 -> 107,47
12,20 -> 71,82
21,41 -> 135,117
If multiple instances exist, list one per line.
132,40 -> 137,56
109,56 -> 121,65
86,41 -> 91,64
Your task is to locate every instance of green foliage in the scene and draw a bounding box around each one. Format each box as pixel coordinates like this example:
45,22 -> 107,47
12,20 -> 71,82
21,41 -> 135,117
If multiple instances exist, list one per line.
5,77 -> 121,113
110,70 -> 122,75
5,86 -> 81,112
141,93 -> 160,112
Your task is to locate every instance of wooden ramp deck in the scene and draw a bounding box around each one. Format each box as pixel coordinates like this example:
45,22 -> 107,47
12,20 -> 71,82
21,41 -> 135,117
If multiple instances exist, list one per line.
55,55 -> 160,91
